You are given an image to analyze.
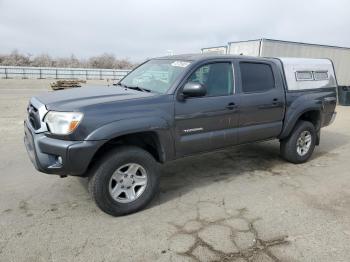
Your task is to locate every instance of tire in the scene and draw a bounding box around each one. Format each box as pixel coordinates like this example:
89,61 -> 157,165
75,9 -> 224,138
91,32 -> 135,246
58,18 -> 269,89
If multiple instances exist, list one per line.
88,146 -> 160,216
280,121 -> 316,164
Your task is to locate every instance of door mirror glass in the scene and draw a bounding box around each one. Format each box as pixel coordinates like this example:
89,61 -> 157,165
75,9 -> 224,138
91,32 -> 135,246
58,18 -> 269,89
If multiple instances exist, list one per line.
182,82 -> 207,97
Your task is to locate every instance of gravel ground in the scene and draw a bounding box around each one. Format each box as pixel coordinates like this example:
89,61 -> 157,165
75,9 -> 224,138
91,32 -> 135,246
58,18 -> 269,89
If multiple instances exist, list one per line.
0,79 -> 350,262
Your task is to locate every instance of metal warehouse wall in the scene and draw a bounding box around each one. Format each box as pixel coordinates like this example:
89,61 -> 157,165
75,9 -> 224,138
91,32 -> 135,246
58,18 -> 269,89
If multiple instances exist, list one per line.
201,46 -> 227,54
261,39 -> 350,86
228,40 -> 260,56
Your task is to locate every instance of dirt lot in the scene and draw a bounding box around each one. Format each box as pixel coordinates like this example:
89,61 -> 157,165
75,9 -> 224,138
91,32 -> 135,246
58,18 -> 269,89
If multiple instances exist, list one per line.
1,79 -> 350,262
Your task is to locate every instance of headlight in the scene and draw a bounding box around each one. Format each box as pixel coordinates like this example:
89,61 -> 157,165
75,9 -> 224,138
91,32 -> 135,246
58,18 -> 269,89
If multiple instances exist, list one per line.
44,111 -> 83,135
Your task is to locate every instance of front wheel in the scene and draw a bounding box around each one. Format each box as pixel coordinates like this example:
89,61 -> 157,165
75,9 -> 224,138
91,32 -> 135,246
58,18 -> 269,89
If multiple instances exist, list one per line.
280,121 -> 316,164
88,146 -> 160,216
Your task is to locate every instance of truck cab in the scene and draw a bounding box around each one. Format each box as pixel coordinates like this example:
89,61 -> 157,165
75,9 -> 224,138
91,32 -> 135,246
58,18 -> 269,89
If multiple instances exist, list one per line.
24,54 -> 337,216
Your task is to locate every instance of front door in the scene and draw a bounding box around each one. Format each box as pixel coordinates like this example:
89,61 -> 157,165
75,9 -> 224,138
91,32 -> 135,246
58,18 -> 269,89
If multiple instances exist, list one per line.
174,62 -> 239,157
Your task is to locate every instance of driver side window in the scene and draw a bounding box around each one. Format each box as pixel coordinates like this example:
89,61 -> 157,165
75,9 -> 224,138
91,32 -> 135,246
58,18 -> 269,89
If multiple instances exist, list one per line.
187,62 -> 233,97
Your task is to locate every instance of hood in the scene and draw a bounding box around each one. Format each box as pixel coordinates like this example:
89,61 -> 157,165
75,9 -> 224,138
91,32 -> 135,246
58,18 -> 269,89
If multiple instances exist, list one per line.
36,86 -> 156,111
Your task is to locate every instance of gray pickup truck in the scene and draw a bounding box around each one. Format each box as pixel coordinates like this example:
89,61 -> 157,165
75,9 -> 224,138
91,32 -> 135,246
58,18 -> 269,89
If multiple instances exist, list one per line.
24,54 -> 337,216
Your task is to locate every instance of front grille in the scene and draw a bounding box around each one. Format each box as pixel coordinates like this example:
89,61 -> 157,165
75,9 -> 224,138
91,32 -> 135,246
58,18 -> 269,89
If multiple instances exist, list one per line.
27,103 -> 41,130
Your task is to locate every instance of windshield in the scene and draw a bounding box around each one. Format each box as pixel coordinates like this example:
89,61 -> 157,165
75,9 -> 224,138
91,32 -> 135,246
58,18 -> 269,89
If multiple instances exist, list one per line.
119,59 -> 191,93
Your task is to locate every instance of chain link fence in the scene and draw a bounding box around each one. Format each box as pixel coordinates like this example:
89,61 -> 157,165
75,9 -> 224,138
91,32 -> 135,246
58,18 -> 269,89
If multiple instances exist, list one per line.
0,66 -> 131,80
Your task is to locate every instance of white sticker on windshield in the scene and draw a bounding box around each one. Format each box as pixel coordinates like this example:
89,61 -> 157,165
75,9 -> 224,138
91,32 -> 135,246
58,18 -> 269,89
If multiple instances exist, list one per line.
171,61 -> 190,68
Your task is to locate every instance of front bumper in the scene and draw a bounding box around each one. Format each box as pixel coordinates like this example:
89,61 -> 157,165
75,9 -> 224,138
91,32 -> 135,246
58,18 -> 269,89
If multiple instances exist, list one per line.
24,120 -> 105,176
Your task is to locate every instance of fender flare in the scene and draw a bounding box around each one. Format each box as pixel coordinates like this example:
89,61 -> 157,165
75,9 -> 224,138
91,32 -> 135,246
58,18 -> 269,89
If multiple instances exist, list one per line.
85,117 -> 175,162
280,100 -> 322,140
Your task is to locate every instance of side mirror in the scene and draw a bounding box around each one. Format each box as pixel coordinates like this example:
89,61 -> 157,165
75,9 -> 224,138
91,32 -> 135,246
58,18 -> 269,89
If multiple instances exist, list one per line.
182,82 -> 206,98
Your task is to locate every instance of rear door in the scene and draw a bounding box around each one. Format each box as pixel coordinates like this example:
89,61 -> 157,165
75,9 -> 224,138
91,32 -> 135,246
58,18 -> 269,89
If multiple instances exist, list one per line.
236,59 -> 285,143
174,61 -> 240,156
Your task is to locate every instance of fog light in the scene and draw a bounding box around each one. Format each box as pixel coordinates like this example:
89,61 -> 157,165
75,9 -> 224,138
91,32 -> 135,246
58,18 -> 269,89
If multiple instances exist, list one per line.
48,155 -> 63,169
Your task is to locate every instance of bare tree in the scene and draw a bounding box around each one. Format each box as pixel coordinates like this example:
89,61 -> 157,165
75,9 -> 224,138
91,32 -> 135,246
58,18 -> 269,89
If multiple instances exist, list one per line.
0,50 -> 134,69
88,53 -> 116,69
31,54 -> 54,67
1,50 -> 31,66
113,59 -> 133,69
55,55 -> 84,68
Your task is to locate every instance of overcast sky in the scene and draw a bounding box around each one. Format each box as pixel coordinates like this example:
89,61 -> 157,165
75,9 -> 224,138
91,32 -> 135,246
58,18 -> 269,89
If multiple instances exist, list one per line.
0,0 -> 349,62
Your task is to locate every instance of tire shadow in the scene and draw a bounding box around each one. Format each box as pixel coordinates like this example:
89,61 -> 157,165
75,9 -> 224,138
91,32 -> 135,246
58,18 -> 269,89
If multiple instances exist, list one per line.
73,130 -> 349,212
153,130 -> 350,207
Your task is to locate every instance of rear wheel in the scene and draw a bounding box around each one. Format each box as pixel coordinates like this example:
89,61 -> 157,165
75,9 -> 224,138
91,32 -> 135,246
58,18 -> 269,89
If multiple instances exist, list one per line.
88,146 -> 160,216
280,121 -> 316,164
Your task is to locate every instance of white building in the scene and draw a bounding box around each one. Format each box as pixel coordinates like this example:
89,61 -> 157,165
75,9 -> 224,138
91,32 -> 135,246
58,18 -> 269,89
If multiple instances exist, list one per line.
202,39 -> 350,86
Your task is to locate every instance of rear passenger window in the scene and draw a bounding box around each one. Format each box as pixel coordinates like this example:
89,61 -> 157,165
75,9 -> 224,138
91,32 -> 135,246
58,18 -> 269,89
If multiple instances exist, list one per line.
240,62 -> 275,93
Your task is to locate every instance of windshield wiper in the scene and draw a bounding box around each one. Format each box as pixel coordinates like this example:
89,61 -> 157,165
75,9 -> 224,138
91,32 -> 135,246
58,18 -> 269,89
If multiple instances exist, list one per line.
115,83 -> 151,93
113,82 -> 127,88
126,85 -> 152,93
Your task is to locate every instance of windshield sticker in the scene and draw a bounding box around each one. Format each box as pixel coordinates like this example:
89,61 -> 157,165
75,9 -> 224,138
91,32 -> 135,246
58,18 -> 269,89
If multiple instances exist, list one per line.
171,61 -> 190,68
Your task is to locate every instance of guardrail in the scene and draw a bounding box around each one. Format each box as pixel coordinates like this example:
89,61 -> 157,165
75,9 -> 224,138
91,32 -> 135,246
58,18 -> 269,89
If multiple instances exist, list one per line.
0,66 -> 131,80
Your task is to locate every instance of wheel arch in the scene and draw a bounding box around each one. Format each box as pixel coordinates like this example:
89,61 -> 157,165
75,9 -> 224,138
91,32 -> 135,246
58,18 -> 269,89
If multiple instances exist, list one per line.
280,107 -> 321,140
88,130 -> 168,172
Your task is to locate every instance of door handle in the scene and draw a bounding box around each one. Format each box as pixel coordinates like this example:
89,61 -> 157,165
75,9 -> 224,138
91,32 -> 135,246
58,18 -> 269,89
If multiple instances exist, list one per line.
226,102 -> 238,110
258,99 -> 282,109
272,98 -> 283,107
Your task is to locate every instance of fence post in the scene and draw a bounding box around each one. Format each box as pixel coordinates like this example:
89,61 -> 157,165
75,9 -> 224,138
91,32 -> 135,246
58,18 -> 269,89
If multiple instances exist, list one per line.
100,70 -> 102,80
4,68 -> 8,79
85,70 -> 88,80
22,68 -> 26,79
39,68 -> 42,79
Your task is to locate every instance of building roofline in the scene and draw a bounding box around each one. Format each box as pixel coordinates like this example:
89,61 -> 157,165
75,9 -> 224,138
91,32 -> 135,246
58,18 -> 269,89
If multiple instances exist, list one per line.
227,39 -> 263,45
201,45 -> 228,51
155,53 -> 269,61
228,38 -> 350,50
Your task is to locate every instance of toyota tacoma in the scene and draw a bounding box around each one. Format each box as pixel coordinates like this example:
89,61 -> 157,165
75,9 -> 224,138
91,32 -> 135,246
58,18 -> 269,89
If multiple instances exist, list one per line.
24,54 -> 337,216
